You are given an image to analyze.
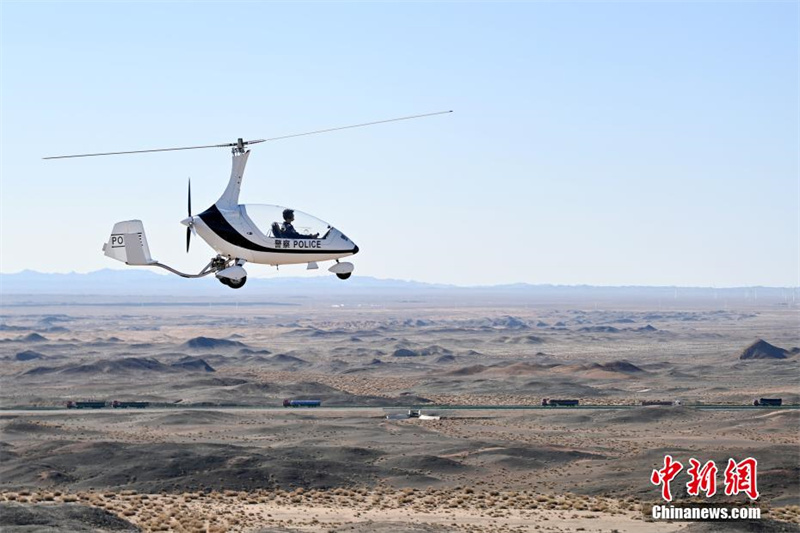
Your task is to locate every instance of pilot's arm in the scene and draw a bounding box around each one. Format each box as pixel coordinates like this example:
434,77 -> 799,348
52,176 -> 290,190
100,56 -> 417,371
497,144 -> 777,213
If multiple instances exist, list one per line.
281,223 -> 301,238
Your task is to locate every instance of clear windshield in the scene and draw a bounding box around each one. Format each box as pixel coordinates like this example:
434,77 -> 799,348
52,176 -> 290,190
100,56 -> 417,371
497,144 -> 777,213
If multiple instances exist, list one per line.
242,205 -> 331,239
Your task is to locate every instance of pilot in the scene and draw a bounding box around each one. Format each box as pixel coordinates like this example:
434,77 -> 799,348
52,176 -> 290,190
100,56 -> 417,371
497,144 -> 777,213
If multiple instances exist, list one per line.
281,209 -> 318,239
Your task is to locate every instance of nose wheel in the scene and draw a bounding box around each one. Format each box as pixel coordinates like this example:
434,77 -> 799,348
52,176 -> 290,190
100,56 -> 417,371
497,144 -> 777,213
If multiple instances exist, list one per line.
214,257 -> 248,289
329,261 -> 354,280
219,276 -> 247,289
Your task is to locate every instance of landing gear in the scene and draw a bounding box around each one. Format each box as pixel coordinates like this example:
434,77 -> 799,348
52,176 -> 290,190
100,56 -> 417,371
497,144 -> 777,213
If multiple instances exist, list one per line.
214,256 -> 248,289
222,276 -> 247,289
329,261 -> 354,280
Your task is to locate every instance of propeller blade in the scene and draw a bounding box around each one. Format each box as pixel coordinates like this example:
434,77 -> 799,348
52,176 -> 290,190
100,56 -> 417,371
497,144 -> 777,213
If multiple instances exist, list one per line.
188,178 -> 192,217
186,226 -> 191,253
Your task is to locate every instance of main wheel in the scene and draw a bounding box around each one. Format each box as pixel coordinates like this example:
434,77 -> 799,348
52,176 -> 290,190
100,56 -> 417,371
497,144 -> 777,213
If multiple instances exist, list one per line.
226,276 -> 247,289
336,272 -> 351,280
219,277 -> 231,286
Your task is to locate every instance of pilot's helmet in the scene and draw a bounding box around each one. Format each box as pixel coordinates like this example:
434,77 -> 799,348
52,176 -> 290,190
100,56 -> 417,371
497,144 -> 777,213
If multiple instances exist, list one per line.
282,209 -> 294,221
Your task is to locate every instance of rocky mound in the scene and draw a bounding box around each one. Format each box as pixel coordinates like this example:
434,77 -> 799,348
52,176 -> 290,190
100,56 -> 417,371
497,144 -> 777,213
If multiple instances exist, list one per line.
0,502 -> 140,531
496,316 -> 529,328
0,324 -> 28,331
14,350 -> 46,361
393,348 -> 420,357
446,364 -> 489,376
498,335 -> 544,345
739,339 -> 789,360
419,345 -> 452,356
268,353 -> 310,366
181,336 -> 246,350
24,356 -> 217,376
597,360 -> 645,373
171,357 -> 215,372
578,326 -> 620,333
65,357 -> 169,374
21,333 -> 47,342
0,441 -> 388,492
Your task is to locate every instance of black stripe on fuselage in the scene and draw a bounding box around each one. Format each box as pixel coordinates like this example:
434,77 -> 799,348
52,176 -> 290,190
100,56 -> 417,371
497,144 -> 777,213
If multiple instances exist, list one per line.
198,204 -> 354,254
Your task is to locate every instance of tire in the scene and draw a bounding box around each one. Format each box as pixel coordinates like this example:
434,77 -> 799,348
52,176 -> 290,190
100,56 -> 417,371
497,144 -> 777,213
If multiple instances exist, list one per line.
227,276 -> 247,289
336,272 -> 352,280
219,277 -> 231,286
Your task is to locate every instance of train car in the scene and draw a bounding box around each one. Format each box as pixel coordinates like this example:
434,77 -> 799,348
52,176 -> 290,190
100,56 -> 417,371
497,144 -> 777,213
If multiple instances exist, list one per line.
66,401 -> 106,409
112,401 -> 150,409
283,399 -> 322,408
753,398 -> 782,406
542,398 -> 579,407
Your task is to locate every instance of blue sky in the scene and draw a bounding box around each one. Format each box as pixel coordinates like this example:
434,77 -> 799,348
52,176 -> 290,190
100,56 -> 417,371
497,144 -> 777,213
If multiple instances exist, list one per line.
1,1 -> 797,286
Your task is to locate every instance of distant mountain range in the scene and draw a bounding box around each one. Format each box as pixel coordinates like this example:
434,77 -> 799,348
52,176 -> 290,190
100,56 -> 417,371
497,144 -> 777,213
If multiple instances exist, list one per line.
0,269 -> 796,301
0,269 -> 450,294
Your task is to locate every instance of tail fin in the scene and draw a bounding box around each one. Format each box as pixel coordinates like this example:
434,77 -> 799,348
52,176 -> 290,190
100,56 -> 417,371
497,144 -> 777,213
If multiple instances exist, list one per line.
102,220 -> 156,265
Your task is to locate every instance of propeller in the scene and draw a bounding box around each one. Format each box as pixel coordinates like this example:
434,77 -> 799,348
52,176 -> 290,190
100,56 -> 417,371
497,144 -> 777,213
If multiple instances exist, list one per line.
181,178 -> 194,253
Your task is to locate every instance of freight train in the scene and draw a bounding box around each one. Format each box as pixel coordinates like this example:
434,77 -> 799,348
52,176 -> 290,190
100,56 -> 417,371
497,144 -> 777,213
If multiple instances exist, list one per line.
283,399 -> 322,408
66,401 -> 106,409
541,398 -> 579,406
753,398 -> 782,406
66,400 -> 150,409
112,401 -> 150,409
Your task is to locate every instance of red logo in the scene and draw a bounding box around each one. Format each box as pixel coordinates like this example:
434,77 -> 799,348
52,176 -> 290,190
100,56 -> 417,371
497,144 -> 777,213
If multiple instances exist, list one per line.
686,459 -> 718,497
652,456 -> 759,502
724,457 -> 759,500
651,455 -> 684,502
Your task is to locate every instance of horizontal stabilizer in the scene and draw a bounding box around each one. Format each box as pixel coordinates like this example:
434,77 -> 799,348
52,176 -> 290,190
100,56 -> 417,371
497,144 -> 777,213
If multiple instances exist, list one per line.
102,220 -> 155,266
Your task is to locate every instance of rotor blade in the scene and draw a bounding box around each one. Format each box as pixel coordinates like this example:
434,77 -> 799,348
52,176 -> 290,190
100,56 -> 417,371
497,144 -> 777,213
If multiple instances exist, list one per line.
186,226 -> 191,254
188,178 -> 192,217
43,110 -> 452,159
43,140 -> 262,160
253,110 -> 453,144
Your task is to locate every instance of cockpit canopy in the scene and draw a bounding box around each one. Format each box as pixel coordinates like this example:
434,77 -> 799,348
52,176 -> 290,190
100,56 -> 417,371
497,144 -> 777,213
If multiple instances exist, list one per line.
241,204 -> 331,239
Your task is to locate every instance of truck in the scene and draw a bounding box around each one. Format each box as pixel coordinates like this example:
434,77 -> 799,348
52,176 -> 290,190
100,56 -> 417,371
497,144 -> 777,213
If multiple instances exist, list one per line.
542,398 -> 579,407
66,401 -> 106,409
112,401 -> 150,409
641,400 -> 682,406
283,399 -> 321,408
753,398 -> 782,406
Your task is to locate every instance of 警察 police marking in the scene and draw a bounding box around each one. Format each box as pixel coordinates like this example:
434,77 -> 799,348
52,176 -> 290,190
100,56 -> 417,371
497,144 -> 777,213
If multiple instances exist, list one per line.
294,240 -> 322,249
274,240 -> 323,250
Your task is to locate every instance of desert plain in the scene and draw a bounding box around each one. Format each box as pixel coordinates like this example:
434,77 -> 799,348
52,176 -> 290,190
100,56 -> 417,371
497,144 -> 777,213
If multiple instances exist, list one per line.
0,286 -> 798,532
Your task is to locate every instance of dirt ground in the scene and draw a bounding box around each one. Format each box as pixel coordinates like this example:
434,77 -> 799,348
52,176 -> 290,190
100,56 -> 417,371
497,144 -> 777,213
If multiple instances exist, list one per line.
1,292 -> 798,531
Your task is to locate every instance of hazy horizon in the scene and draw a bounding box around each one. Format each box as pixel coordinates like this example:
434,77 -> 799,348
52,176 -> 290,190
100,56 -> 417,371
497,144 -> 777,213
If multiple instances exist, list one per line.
2,267 -> 798,292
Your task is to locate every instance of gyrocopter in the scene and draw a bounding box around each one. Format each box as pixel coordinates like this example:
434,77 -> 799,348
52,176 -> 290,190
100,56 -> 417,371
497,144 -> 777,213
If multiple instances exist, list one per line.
45,111 -> 451,289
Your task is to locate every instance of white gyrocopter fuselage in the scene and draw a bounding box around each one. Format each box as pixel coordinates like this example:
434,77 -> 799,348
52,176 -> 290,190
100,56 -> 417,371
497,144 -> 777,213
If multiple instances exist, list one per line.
102,142 -> 359,289
46,111 -> 451,289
